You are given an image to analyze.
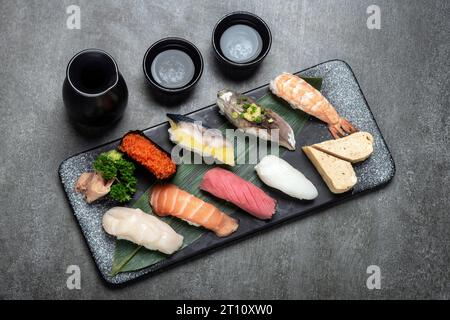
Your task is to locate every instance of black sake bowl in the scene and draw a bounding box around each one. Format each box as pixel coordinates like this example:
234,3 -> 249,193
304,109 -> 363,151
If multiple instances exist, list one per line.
143,37 -> 204,97
212,11 -> 272,71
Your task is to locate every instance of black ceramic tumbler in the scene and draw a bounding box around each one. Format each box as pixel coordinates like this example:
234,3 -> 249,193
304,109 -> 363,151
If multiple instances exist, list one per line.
63,49 -> 128,126
212,12 -> 272,70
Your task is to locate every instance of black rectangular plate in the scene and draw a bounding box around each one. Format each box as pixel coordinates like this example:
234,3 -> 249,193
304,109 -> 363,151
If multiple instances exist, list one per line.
59,60 -> 395,284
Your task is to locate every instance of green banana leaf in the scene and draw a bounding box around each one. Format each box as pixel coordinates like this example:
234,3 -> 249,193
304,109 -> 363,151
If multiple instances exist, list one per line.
111,77 -> 322,276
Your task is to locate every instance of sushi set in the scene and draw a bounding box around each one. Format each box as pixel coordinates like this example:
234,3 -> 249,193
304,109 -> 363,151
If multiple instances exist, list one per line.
59,60 -> 395,284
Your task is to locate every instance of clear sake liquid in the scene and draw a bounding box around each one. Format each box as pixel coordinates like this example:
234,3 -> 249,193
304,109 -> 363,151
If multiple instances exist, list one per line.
219,24 -> 263,63
150,49 -> 195,89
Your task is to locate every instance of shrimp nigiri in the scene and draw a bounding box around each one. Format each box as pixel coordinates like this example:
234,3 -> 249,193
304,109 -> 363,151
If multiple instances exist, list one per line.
150,184 -> 239,237
270,73 -> 357,139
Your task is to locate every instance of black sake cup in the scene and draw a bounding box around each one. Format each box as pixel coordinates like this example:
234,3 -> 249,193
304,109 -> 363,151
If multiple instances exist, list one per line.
143,37 -> 204,96
63,49 -> 128,126
212,11 -> 272,71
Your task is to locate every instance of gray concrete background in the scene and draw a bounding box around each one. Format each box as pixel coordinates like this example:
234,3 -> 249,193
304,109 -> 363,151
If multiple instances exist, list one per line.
0,0 -> 448,299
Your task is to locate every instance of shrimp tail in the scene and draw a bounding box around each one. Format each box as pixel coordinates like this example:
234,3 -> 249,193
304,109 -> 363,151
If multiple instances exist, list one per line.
340,118 -> 358,134
328,118 -> 358,139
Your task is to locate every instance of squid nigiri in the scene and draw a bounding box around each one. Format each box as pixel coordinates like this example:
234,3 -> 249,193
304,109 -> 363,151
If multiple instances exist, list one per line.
270,73 -> 357,139
150,184 -> 239,237
102,207 -> 183,255
255,155 -> 318,200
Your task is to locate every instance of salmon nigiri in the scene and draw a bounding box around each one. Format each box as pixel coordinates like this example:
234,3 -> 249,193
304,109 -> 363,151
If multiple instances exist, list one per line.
150,184 -> 239,237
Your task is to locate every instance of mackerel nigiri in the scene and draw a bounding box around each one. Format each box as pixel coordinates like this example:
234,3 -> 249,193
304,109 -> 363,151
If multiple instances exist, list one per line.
150,184 -> 239,237
216,90 -> 296,150
200,167 -> 277,220
167,113 -> 235,166
102,207 -> 183,255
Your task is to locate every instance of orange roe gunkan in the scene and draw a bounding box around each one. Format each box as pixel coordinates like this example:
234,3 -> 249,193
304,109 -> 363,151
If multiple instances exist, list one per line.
119,131 -> 176,179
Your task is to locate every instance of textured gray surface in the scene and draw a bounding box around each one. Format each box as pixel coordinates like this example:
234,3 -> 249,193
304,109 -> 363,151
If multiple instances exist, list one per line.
0,0 -> 448,299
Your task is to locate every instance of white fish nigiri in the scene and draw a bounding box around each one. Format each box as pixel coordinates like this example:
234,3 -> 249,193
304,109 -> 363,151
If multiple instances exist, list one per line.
102,207 -> 183,255
255,155 -> 318,200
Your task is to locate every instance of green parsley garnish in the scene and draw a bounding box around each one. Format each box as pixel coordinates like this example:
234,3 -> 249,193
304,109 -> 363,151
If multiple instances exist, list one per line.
93,150 -> 137,203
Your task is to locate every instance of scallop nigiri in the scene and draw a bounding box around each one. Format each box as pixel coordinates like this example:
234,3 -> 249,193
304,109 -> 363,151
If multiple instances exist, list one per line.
255,155 -> 318,200
102,207 -> 183,255
150,184 -> 239,237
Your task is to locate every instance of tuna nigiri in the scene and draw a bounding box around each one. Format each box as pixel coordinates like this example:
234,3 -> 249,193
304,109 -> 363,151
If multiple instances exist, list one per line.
102,207 -> 183,255
255,155 -> 318,200
200,167 -> 277,220
150,184 -> 239,237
